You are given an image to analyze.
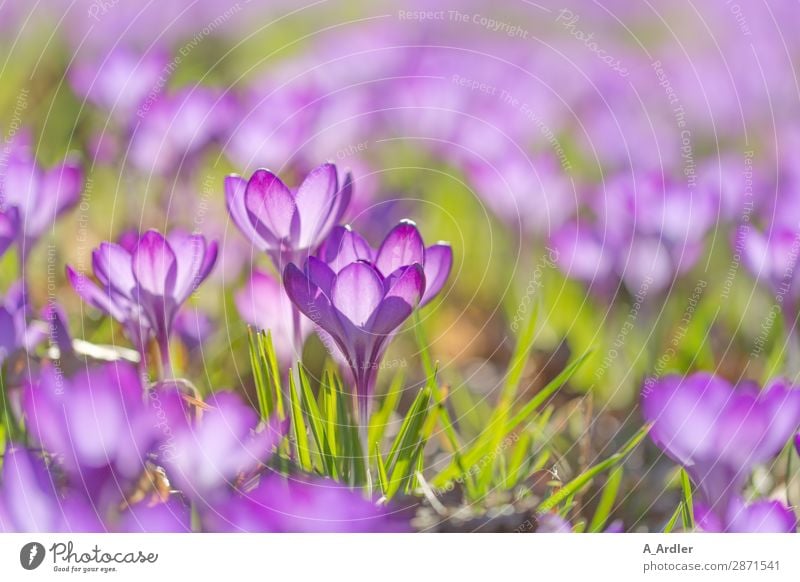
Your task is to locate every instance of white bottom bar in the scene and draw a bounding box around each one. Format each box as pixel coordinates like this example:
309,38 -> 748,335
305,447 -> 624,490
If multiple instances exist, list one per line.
1,534 -> 798,580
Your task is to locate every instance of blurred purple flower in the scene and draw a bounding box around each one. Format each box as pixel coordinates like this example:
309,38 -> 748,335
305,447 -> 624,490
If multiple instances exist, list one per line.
0,281 -> 45,368
163,391 -> 285,502
536,513 -> 572,533
235,269 -> 310,367
0,139 -> 82,261
740,224 -> 800,302
642,373 -> 800,522
21,362 -> 181,493
0,444 -> 102,533
463,152 -> 577,237
225,163 -> 351,268
0,207 -> 18,258
695,497 -> 797,533
69,46 -> 169,123
550,220 -> 615,291
173,308 -> 214,351
203,475 -> 410,533
225,71 -> 321,171
553,173 -> 716,294
116,498 -> 191,533
131,87 -> 235,175
66,230 -> 218,370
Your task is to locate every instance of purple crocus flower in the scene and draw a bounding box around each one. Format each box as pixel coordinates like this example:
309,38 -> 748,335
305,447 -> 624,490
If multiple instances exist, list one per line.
0,443 -> 102,533
284,249 -> 425,419
285,220 -> 452,417
0,139 -> 82,262
66,229 -> 217,371
318,221 -> 453,307
235,269 -> 311,367
225,163 -> 351,269
695,496 -> 797,533
642,373 -> 800,525
162,391 -> 285,503
203,475 -> 410,533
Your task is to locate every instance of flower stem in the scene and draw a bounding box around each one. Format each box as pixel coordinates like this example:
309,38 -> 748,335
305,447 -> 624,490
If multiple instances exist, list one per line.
157,335 -> 173,380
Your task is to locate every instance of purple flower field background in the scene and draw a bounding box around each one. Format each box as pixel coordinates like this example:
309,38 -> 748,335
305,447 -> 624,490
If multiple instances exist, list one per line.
1,0 -> 800,533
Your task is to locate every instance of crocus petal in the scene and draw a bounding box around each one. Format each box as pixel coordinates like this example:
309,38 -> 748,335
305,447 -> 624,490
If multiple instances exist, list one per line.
1,152 -> 39,210
328,170 -> 353,230
1,445 -> 62,532
332,261 -> 384,326
294,162 -> 339,248
168,232 -> 214,303
132,230 -> 178,297
0,309 -> 16,360
318,225 -> 373,273
92,242 -> 136,296
759,379 -> 800,458
368,263 -> 424,335
225,174 -> 272,251
694,502 -> 724,532
32,160 -> 82,235
641,373 -> 732,467
284,263 -> 344,340
725,498 -> 798,533
245,169 -> 297,243
66,266 -> 127,321
305,256 -> 337,297
0,209 -> 17,257
375,220 -> 425,275
421,243 -> 453,305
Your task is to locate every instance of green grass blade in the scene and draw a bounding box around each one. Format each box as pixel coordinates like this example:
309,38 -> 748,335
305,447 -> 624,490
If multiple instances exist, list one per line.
298,366 -> 336,477
679,468 -> 695,531
537,424 -> 650,512
374,448 -> 389,496
288,369 -> 312,471
663,504 -> 683,533
248,329 -> 273,420
588,466 -> 624,532
367,369 -> 405,455
432,351 -> 589,487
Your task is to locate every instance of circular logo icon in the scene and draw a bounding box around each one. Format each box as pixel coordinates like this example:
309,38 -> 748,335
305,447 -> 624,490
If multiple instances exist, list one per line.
20,542 -> 46,570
